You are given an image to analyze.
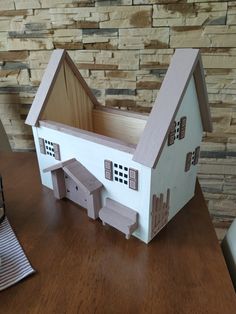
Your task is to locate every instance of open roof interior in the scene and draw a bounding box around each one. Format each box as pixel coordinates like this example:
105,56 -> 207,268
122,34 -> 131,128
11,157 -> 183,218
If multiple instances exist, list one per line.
26,49 -> 212,158
25,49 -> 148,146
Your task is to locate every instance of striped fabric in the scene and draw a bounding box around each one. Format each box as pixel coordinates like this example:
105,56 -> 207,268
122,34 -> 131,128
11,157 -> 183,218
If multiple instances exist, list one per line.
0,218 -> 35,291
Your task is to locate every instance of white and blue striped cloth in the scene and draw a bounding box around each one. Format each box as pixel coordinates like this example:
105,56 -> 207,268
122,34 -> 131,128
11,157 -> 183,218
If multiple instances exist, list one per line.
0,218 -> 35,291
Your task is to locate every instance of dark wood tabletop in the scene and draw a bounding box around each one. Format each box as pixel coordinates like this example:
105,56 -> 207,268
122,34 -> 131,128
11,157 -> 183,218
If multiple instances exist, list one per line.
0,152 -> 235,314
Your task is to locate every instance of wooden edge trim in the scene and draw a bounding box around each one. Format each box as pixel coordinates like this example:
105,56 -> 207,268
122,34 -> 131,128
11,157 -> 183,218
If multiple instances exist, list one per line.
39,120 -> 136,155
43,158 -> 76,173
63,164 -> 103,195
65,52 -> 100,107
25,49 -> 66,126
63,167 -> 91,195
93,105 -> 149,121
193,56 -> 213,132
132,49 -> 200,169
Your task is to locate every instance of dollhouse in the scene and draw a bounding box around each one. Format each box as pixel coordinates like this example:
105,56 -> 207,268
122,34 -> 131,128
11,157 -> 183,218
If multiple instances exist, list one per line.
25,48 -> 212,243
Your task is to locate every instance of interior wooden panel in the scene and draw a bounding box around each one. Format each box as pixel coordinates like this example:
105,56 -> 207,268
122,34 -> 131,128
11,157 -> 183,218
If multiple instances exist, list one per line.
92,109 -> 147,145
41,60 -> 93,131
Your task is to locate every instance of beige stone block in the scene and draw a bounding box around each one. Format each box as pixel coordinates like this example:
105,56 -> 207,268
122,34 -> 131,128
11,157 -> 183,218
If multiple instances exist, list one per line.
140,53 -> 171,69
79,69 -> 90,78
17,69 -> 30,85
15,0 -> 41,9
70,50 -> 98,60
227,12 -> 236,24
41,0 -> 80,8
199,163 -> 236,176
188,0 -> 226,2
204,25 -> 236,34
8,38 -> 53,51
153,4 -> 194,19
53,29 -> 82,38
0,0 -> 15,10
83,36 -> 110,44
0,39 -> 8,52
105,70 -> 136,81
0,20 -> 10,31
171,26 -> 236,48
88,13 -> 109,23
100,6 -> 152,28
90,71 -> 105,79
0,71 -> 19,86
204,54 -> 236,69
89,77 -> 136,89
136,89 -> 153,102
185,12 -> 226,26
208,93 -> 235,104
70,51 -> 94,63
153,18 -> 184,27
201,142 -> 226,152
0,51 -> 28,61
153,2 -> 227,26
10,20 -> 25,32
119,28 -> 169,49
49,8 -> 91,17
170,28 -> 209,48
30,69 -> 44,85
29,51 -> 51,68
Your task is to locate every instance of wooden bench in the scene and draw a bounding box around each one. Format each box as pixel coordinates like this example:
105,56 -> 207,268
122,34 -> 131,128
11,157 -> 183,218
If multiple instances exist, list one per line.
99,198 -> 138,239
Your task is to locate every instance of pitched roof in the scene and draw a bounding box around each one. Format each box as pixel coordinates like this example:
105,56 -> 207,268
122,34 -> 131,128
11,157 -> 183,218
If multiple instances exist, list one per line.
132,49 -> 212,169
44,158 -> 103,194
43,158 -> 76,173
25,49 -> 99,126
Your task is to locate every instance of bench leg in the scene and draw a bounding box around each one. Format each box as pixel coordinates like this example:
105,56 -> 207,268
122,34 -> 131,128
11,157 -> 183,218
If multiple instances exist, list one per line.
126,234 -> 130,240
102,221 -> 106,226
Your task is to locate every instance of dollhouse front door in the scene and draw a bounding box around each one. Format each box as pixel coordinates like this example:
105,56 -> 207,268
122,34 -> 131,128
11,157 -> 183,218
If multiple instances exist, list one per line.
64,174 -> 88,209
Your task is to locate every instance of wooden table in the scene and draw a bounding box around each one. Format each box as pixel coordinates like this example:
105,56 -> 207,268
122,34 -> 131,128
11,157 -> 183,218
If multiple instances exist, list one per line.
0,152 -> 235,313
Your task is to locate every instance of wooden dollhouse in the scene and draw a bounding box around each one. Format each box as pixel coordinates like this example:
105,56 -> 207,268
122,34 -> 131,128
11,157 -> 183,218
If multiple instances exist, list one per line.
25,48 -> 212,243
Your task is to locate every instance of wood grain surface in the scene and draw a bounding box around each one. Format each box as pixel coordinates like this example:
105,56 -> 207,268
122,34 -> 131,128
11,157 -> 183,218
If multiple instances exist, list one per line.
0,153 -> 235,314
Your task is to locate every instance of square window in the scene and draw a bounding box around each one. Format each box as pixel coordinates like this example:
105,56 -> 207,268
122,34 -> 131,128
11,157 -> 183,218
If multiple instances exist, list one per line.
119,179 -> 123,183
115,177 -> 118,181
124,174 -> 128,178
119,172 -> 123,176
119,165 -> 123,169
124,167 -> 128,171
114,163 -> 118,168
124,180 -> 128,185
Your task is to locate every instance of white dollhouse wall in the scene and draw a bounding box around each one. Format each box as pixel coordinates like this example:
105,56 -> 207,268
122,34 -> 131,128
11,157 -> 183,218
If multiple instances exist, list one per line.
33,125 -> 152,243
149,76 -> 203,241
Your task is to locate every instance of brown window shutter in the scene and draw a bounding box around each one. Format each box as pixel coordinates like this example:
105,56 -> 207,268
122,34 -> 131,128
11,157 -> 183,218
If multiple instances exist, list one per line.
179,116 -> 187,140
129,168 -> 138,191
193,146 -> 200,165
168,121 -> 176,146
104,160 -> 113,181
185,152 -> 192,172
53,143 -> 61,161
39,138 -> 46,154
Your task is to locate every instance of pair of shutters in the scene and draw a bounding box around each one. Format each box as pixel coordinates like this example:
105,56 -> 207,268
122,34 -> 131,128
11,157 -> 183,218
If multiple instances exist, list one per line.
104,160 -> 138,191
38,138 -> 61,161
129,168 -> 138,191
185,146 -> 200,172
168,116 -> 187,146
